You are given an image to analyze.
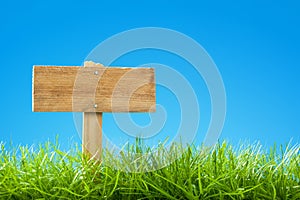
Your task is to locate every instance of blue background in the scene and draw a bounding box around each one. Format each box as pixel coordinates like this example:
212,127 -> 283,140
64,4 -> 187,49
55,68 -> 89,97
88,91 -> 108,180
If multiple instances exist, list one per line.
0,1 -> 299,149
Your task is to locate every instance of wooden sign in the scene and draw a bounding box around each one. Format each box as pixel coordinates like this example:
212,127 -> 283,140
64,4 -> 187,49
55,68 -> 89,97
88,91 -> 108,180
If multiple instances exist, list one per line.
32,62 -> 156,160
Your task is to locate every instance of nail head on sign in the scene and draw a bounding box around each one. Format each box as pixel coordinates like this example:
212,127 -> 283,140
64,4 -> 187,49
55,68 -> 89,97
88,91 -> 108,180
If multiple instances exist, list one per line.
94,71 -> 99,75
94,104 -> 98,108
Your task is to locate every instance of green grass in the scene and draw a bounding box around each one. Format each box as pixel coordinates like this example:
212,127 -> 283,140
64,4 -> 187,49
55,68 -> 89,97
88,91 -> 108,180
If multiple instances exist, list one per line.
0,140 -> 299,199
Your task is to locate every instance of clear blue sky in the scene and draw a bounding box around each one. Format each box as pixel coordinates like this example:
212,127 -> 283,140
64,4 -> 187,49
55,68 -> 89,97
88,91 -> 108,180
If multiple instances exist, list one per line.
0,1 -> 299,150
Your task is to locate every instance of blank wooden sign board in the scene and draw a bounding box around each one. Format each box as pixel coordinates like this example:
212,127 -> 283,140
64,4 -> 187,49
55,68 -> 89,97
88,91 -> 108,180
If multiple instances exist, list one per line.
33,61 -> 156,160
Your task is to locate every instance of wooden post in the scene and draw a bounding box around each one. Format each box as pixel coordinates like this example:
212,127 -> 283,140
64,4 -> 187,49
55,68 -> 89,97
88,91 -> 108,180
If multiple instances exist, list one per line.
83,112 -> 102,160
32,61 -> 156,161
82,62 -> 103,160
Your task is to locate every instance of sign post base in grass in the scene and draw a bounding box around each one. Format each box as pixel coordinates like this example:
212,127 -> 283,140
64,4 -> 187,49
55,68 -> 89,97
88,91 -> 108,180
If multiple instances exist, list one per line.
32,61 -> 156,161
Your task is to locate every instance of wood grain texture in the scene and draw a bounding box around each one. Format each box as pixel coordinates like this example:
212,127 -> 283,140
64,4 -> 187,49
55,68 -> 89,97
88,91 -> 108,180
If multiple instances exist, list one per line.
33,66 -> 156,112
83,112 -> 102,160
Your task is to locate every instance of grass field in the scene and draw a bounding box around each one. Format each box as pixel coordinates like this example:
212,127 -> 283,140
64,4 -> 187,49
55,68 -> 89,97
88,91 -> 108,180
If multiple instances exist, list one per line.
0,140 -> 299,199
